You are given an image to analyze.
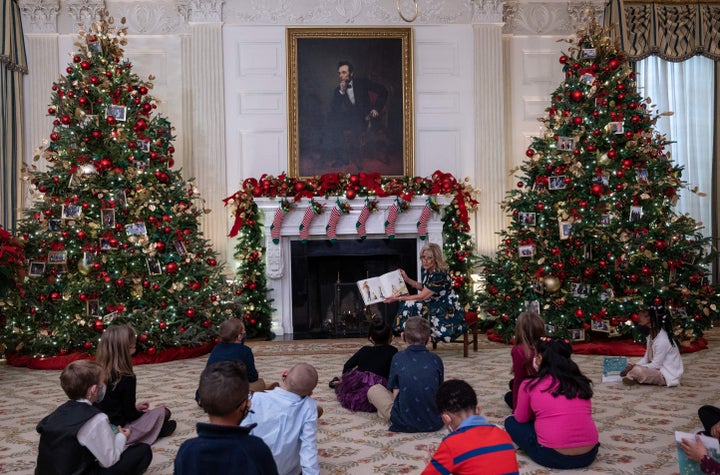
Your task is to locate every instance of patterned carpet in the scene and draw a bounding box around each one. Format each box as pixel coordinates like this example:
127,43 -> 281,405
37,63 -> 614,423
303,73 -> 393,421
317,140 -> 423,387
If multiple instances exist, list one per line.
2,330 -> 718,474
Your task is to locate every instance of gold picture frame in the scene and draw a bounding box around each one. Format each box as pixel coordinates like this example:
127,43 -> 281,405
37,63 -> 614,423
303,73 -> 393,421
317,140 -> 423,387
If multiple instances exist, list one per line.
286,27 -> 414,178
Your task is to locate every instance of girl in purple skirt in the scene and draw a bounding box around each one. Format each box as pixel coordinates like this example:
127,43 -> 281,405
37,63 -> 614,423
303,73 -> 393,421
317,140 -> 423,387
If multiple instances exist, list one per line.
329,318 -> 398,412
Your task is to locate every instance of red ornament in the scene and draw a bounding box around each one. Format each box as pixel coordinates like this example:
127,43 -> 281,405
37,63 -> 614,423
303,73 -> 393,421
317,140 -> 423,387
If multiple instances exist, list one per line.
146,346 -> 157,356
536,203 -> 545,211
186,308 -> 196,318
155,241 -> 166,252
166,262 -> 179,274
159,321 -> 167,330
559,55 -> 568,64
575,308 -> 584,318
572,116 -> 583,125
206,258 -> 217,266
590,183 -> 604,196
94,319 -> 105,332
570,90 -> 584,102
525,148 -> 535,157
138,333 -> 149,343
609,58 -> 621,69
346,188 -> 356,200
80,61 -> 91,70
83,341 -> 93,350
202,320 -> 211,328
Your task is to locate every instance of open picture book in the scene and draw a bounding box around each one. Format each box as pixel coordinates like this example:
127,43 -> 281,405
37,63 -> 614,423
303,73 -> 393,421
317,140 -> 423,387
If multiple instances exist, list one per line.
675,431 -> 720,475
356,269 -> 409,305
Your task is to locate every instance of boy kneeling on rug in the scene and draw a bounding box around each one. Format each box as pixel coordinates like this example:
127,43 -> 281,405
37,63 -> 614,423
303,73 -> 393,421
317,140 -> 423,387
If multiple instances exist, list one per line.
36,360 -> 152,475
422,379 -> 519,475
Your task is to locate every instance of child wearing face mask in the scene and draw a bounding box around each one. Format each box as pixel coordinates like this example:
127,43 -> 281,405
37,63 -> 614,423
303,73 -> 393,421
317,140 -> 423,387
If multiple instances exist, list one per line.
620,307 -> 684,386
422,379 -> 518,475
95,323 -> 176,445
36,359 -> 152,475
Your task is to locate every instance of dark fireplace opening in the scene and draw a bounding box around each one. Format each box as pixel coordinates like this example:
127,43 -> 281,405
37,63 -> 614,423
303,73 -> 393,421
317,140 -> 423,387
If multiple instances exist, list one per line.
290,239 -> 418,339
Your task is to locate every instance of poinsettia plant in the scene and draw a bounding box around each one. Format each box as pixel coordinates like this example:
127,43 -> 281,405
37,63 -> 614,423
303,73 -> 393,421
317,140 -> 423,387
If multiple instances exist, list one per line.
0,227 -> 26,298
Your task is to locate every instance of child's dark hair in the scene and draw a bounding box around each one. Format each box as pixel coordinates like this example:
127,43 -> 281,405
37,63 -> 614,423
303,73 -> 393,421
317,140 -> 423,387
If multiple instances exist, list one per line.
527,336 -> 593,400
368,317 -> 392,345
403,317 -> 431,345
198,361 -> 248,416
435,379 -> 477,414
60,360 -> 106,400
645,305 -> 677,347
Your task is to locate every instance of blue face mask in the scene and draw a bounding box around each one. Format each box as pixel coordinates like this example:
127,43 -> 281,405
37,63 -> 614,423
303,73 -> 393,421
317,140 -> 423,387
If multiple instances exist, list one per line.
240,332 -> 247,344
637,325 -> 651,336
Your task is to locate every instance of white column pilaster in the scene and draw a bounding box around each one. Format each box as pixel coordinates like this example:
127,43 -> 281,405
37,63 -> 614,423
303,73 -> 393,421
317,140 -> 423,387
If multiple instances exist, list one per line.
473,22 -> 506,257
186,19 -> 227,261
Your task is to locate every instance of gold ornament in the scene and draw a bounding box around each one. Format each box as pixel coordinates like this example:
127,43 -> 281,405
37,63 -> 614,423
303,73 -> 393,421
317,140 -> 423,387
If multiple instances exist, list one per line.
543,276 -> 561,293
78,260 -> 91,275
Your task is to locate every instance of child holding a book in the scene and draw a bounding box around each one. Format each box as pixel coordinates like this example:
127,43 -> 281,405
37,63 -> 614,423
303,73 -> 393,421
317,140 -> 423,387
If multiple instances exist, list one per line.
329,317 -> 398,412
679,434 -> 720,474
504,311 -> 545,409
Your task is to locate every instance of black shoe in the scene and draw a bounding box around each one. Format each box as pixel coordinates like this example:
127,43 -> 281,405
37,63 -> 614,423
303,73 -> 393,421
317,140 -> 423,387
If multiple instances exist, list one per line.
329,377 -> 340,389
158,419 -> 177,438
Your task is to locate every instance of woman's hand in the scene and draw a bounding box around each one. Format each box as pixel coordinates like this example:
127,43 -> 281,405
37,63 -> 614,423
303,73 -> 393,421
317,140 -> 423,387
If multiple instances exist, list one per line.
680,435 -> 708,462
136,401 -> 150,411
398,269 -> 409,281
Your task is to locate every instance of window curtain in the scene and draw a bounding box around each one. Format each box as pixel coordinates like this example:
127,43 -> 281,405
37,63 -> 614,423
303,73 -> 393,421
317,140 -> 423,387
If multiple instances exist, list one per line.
635,56 -> 715,239
604,0 -> 720,62
1,0 -> 27,232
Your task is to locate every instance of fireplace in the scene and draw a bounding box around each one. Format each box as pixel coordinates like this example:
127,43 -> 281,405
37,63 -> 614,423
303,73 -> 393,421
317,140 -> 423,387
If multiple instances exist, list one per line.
254,196 -> 450,336
290,239 -> 416,338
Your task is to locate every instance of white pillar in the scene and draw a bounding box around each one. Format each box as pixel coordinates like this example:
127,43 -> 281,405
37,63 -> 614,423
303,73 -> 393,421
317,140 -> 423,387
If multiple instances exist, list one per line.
473,21 -> 506,257
185,2 -> 228,263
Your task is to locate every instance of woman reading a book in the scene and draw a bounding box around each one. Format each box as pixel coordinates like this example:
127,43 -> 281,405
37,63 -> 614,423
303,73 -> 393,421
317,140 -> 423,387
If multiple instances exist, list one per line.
386,242 -> 466,343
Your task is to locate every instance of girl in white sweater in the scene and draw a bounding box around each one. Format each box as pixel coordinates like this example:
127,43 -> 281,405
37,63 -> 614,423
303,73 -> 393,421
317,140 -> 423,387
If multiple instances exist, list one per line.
621,307 -> 684,387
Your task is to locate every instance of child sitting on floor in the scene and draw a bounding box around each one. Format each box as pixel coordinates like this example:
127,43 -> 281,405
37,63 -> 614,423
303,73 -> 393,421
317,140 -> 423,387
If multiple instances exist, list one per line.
198,318 -> 268,397
95,323 -> 176,444
422,379 -> 518,474
367,316 -> 444,433
620,306 -> 684,387
36,359 -> 152,475
329,317 -> 398,412
175,361 -> 278,474
244,363 -> 321,475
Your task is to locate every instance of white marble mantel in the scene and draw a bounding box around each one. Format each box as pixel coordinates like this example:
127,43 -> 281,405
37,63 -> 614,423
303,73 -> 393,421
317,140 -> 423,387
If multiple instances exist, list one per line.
255,195 -> 451,335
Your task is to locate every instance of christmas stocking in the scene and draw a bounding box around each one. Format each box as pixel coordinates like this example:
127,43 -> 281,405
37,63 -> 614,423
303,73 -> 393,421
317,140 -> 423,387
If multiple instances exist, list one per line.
356,199 -> 375,240
385,202 -> 399,239
326,206 -> 342,241
416,203 -> 433,240
299,200 -> 322,243
270,207 -> 286,244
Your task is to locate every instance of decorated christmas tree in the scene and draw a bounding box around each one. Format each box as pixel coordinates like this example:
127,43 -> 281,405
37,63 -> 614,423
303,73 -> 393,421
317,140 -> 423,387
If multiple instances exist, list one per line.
0,13 -> 247,358
477,18 -> 718,343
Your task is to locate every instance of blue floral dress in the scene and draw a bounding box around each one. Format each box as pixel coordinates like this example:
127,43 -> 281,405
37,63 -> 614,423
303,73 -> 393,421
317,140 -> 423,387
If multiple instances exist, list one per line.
392,270 -> 466,342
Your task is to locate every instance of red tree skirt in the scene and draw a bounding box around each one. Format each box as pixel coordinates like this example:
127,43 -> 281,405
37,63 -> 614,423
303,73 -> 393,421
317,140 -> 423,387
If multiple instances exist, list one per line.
486,329 -> 707,356
5,341 -> 215,370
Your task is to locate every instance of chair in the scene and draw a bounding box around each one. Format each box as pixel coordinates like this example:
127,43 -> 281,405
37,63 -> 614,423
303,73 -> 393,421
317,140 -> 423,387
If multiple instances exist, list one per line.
432,311 -> 479,357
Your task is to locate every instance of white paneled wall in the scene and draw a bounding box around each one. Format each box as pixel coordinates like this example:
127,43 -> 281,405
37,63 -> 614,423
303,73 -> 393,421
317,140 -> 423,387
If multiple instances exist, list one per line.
20,0 -> 598,268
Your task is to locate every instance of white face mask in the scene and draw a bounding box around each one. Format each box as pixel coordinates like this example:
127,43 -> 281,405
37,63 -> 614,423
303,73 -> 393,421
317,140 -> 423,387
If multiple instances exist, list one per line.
532,356 -> 541,373
96,384 -> 107,403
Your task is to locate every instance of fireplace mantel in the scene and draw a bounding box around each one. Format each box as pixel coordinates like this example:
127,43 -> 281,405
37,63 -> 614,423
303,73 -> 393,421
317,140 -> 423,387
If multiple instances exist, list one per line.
255,196 -> 451,335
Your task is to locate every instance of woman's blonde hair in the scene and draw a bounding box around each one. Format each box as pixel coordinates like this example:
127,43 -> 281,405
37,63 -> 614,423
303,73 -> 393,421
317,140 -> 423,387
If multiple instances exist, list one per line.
421,242 -> 448,273
96,323 -> 136,385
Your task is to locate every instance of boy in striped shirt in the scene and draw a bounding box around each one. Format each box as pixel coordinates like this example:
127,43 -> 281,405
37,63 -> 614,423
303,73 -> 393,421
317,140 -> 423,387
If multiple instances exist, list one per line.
422,379 -> 519,475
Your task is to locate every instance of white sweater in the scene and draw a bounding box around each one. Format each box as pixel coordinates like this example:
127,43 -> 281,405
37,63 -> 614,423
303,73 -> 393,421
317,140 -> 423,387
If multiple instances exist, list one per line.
636,329 -> 684,387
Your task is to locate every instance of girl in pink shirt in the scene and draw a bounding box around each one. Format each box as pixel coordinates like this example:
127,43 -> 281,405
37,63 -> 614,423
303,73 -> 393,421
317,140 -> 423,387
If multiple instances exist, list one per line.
504,311 -> 545,409
504,336 -> 599,469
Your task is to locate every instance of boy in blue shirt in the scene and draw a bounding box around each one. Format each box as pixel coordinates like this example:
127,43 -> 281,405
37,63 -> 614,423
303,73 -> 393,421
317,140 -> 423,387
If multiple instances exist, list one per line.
368,316 -> 444,432
176,361 -> 278,475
